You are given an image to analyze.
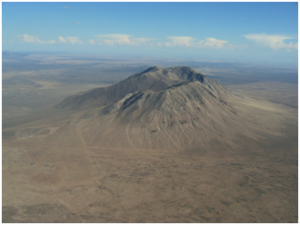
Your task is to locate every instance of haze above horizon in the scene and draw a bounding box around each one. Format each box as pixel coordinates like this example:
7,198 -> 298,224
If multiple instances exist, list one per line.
2,2 -> 298,68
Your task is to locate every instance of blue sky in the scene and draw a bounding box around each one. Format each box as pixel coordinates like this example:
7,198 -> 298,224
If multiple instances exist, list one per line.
2,2 -> 298,67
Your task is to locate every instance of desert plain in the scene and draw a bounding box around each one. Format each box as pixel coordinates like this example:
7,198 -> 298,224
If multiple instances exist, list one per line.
2,52 -> 298,222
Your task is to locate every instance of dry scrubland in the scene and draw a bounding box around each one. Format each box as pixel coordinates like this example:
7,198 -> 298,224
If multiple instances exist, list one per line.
2,141 -> 297,222
2,58 -> 298,222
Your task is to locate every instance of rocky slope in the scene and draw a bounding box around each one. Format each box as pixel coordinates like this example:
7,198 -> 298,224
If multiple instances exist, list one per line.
57,66 -> 226,110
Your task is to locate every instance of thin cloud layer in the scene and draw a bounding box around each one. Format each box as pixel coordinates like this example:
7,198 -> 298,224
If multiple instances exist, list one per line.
199,38 -> 228,48
166,36 -> 195,47
243,34 -> 298,50
59,36 -> 82,44
22,34 -> 55,44
59,36 -> 66,43
92,34 -> 152,45
20,33 -> 234,49
66,37 -> 83,44
166,36 -> 229,49
22,33 -> 296,51
22,34 -> 82,45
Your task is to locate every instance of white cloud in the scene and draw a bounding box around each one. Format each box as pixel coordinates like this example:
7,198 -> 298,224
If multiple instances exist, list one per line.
89,34 -> 234,49
59,36 -> 66,43
23,34 -> 42,43
48,40 -> 56,44
22,34 -> 55,44
93,34 -> 152,45
59,36 -> 82,44
131,37 -> 152,45
104,39 -> 115,45
95,34 -> 130,45
165,36 -> 230,49
65,37 -> 83,44
199,38 -> 228,48
76,21 -> 81,24
243,34 -> 298,50
166,36 -> 195,47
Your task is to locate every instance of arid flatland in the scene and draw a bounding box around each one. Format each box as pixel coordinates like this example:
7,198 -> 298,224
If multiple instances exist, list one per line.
3,62 -> 298,222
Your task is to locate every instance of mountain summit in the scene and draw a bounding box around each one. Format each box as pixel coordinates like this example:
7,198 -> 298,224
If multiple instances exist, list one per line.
57,66 -> 226,110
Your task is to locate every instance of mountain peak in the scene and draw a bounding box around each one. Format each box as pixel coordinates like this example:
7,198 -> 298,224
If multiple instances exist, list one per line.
168,66 -> 201,76
57,66 -> 226,110
141,66 -> 162,74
